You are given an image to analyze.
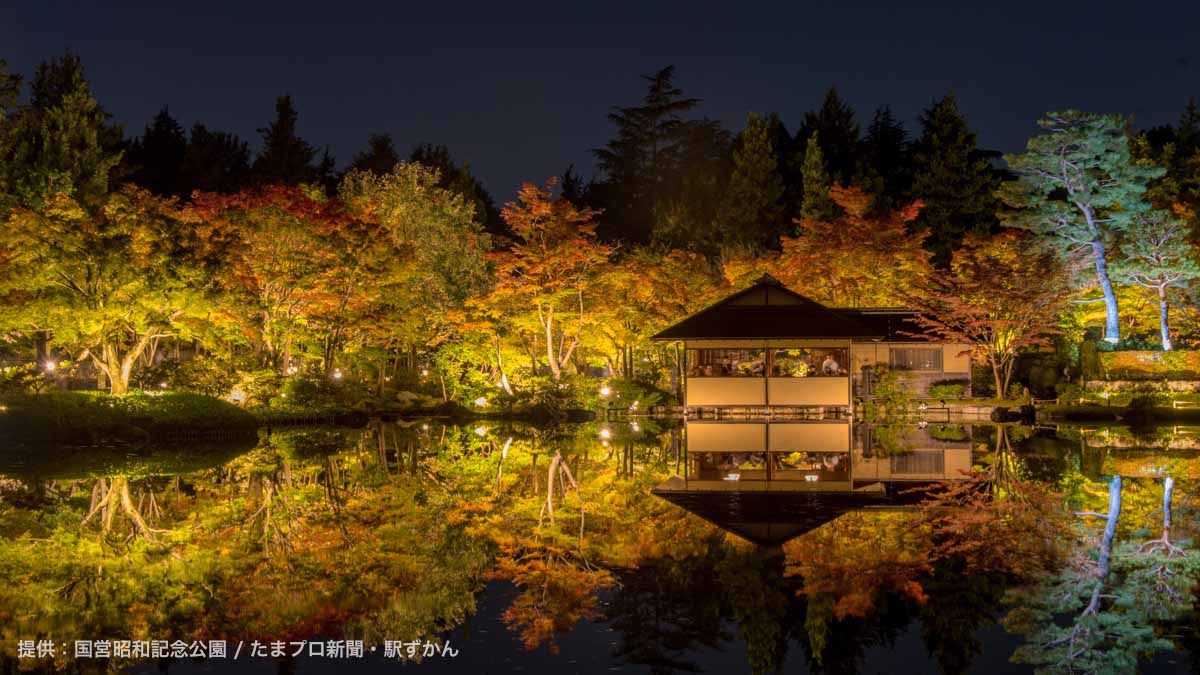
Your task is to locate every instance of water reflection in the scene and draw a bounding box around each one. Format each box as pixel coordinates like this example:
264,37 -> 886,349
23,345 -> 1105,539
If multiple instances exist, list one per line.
0,420 -> 1197,673
653,421 -> 974,545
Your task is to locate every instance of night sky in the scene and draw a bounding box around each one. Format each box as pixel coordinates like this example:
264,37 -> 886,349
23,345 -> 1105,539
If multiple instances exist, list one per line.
5,0 -> 1198,200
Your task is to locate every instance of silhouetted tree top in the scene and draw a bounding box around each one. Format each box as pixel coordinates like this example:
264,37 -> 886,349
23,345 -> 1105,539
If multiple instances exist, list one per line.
251,94 -> 319,186
799,86 -> 860,185
350,132 -> 401,175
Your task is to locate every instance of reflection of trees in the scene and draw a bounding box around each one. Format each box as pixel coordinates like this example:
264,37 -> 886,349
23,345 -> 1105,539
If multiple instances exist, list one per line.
81,475 -> 159,540
719,544 -> 795,675
1002,475 -> 1200,672
606,539 -> 728,673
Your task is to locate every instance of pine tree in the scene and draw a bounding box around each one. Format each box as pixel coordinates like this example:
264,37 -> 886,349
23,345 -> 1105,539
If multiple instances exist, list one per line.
858,106 -> 911,209
126,107 -> 187,196
251,94 -> 318,186
1001,111 -> 1164,344
799,132 -> 835,222
593,65 -> 719,242
0,59 -> 20,120
717,112 -> 786,248
0,52 -> 122,209
910,93 -> 999,265
798,86 -> 860,185
180,123 -> 250,194
349,132 -> 400,175
1114,211 -> 1200,350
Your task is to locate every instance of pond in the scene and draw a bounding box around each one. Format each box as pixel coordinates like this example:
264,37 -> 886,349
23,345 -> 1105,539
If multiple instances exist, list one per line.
1,419 -> 1199,673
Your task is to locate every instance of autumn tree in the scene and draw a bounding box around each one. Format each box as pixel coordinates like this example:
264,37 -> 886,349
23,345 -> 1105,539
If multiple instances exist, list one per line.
485,180 -> 612,382
904,230 -> 1070,396
777,185 -> 929,307
0,187 -> 212,394
185,186 -> 346,372
1113,209 -> 1200,350
1001,111 -> 1164,344
340,162 -> 491,381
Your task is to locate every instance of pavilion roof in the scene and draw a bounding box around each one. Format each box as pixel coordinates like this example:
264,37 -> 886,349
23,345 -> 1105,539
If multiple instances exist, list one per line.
650,274 -> 935,342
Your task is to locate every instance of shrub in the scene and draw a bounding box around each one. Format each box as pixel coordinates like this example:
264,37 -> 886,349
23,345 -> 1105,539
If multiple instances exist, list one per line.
0,363 -> 54,395
927,379 -> 969,400
0,391 -> 256,443
1096,350 -> 1200,381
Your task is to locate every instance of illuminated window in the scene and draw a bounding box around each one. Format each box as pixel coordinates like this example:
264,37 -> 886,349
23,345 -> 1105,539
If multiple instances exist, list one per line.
888,347 -> 943,371
686,349 -> 765,377
770,348 -> 848,377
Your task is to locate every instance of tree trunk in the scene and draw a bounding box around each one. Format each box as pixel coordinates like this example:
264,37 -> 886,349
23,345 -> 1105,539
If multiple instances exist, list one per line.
1162,476 -> 1173,542
1158,285 -> 1172,351
1097,476 -> 1122,581
1090,239 -> 1121,344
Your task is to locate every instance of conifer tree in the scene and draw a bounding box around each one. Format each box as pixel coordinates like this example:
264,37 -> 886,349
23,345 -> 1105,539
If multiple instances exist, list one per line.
858,106 -> 911,208
350,132 -> 401,175
251,94 -> 318,186
798,86 -> 860,185
910,93 -> 999,265
1114,211 -> 1200,350
0,52 -> 122,209
1001,111 -> 1164,344
180,123 -> 251,194
127,107 -> 187,196
717,113 -> 785,248
799,132 -> 835,222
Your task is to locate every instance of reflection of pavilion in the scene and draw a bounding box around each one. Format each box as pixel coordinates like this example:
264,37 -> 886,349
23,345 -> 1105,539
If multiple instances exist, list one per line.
652,421 -> 973,545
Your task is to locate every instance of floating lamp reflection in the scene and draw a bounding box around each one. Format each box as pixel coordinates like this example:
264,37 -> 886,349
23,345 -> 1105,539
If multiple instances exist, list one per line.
474,397 -> 488,407
599,427 -> 612,440
475,426 -> 487,437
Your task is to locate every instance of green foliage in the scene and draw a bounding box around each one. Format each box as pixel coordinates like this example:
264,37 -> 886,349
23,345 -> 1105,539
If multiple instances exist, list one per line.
0,52 -> 123,210
1096,349 -> 1200,380
927,379 -> 969,399
910,93 -> 1001,264
798,131 -> 835,222
861,364 -> 914,421
1001,111 -> 1165,343
0,391 -> 256,443
0,363 -> 54,395
717,112 -> 785,248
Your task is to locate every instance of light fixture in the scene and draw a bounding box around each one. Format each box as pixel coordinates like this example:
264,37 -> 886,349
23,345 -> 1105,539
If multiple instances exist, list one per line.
599,427 -> 612,440
474,397 -> 488,407
44,361 -> 56,372
599,386 -> 611,397
475,426 -> 487,437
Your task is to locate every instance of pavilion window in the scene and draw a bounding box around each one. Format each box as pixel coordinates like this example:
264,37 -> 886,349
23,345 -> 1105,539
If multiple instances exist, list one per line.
770,348 -> 848,377
888,347 -> 943,372
686,349 -> 765,377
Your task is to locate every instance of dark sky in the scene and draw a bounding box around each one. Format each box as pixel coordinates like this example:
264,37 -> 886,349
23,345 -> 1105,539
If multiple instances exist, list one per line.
4,1 -> 1198,200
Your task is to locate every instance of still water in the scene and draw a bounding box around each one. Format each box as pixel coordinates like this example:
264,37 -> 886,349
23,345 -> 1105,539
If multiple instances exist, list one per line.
1,419 -> 1198,674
